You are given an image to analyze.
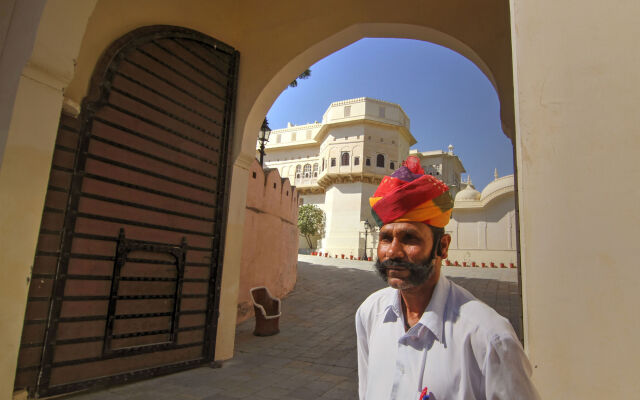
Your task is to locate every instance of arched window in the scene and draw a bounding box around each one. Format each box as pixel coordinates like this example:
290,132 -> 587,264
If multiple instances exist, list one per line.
313,163 -> 319,177
303,164 -> 311,178
295,165 -> 302,178
341,152 -> 350,166
390,161 -> 395,170
322,158 -> 325,171
376,154 -> 385,168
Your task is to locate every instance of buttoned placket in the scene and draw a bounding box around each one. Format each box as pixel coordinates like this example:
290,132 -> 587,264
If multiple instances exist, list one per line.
414,326 -> 429,398
389,306 -> 428,399
386,290 -> 435,400
388,300 -> 404,399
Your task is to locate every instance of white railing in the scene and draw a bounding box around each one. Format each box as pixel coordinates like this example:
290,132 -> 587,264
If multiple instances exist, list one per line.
294,177 -> 318,187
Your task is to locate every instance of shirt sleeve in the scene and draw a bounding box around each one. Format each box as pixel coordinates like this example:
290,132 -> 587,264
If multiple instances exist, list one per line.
355,306 -> 369,400
483,334 -> 541,400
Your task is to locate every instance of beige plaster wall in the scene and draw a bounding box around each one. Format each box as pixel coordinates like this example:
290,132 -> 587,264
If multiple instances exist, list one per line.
213,162 -> 250,360
0,0 -> 46,167
0,74 -> 62,400
237,160 -> 299,324
511,0 -> 640,397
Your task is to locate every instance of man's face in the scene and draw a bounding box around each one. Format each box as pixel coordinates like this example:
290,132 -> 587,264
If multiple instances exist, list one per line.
375,222 -> 439,290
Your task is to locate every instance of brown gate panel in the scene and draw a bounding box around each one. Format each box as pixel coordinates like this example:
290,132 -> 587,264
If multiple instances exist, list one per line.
14,26 -> 237,398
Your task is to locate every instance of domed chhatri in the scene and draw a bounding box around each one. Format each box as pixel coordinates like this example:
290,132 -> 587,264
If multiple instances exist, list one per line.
455,176 -> 481,201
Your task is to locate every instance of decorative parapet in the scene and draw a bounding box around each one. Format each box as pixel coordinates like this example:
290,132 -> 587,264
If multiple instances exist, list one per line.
328,96 -> 401,108
263,122 -> 323,149
246,159 -> 300,222
316,173 -> 383,188
293,177 -> 318,187
269,121 -> 322,134
262,97 -> 416,154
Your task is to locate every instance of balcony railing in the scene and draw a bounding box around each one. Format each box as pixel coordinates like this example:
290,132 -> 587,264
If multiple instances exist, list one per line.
294,176 -> 318,187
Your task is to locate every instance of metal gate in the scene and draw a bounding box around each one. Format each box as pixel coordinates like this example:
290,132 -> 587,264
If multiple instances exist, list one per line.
21,26 -> 238,397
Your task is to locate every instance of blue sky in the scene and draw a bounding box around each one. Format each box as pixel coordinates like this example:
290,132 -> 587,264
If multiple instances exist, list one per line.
266,38 -> 513,191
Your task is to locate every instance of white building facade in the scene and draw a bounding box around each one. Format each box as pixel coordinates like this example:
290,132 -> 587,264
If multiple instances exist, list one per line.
262,98 -> 467,258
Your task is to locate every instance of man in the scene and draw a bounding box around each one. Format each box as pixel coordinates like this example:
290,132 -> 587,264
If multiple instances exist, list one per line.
356,157 -> 539,400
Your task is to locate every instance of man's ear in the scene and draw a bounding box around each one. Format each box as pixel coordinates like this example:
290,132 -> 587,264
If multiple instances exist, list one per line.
438,234 -> 452,259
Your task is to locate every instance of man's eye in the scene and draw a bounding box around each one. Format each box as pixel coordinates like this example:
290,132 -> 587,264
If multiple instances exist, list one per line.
403,236 -> 421,244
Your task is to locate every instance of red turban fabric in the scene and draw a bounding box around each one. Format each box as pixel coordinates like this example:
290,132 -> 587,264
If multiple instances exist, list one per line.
369,156 -> 453,228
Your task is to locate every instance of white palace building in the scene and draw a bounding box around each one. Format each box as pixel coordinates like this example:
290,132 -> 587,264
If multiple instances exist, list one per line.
260,97 -> 517,265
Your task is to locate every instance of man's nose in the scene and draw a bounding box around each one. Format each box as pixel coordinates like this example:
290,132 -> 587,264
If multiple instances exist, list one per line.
385,237 -> 405,259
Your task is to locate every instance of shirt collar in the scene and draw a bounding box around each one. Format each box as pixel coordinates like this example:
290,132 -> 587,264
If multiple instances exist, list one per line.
384,273 -> 450,343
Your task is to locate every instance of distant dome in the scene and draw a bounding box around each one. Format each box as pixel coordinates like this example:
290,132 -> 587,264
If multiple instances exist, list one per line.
455,178 -> 481,201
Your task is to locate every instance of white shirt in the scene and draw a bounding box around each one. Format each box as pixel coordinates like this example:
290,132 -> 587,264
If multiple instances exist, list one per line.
356,274 -> 540,400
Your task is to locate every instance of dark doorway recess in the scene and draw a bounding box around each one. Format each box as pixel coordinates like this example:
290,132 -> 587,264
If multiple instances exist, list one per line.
14,25 -> 238,398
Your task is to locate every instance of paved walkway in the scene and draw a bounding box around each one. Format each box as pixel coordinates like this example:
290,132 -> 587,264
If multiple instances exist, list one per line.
62,256 -> 521,400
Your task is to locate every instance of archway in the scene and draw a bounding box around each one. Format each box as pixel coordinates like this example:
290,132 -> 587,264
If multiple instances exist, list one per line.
240,28 -> 520,330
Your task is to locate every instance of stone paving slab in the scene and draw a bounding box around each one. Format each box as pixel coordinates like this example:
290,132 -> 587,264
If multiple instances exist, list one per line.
61,257 -> 522,400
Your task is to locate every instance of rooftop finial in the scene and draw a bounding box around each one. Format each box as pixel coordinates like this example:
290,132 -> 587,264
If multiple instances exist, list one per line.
448,144 -> 454,154
494,168 -> 499,180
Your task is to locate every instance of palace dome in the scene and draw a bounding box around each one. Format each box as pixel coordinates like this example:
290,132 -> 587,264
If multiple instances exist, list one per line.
455,179 -> 481,201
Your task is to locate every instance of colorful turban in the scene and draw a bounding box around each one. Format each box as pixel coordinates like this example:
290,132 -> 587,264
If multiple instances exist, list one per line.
369,156 -> 453,228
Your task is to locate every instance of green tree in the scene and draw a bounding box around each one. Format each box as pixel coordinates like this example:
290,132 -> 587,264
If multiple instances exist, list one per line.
298,204 -> 325,249
288,68 -> 311,88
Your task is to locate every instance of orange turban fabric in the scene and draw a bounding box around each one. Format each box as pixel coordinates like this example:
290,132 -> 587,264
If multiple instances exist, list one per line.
369,156 -> 453,228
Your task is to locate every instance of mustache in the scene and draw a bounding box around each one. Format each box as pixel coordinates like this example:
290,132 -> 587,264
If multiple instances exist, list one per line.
376,258 -> 423,270
374,257 -> 435,286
